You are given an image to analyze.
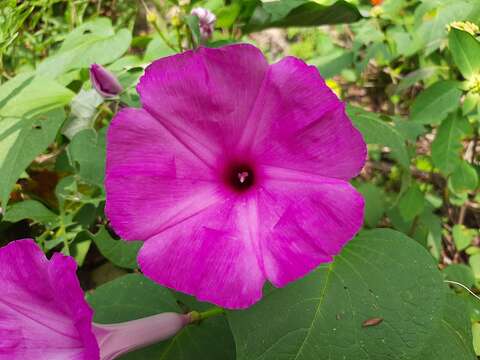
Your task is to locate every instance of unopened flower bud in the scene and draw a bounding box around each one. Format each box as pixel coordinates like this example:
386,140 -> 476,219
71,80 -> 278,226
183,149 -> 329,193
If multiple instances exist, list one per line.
190,7 -> 216,41
89,63 -> 123,98
93,312 -> 190,360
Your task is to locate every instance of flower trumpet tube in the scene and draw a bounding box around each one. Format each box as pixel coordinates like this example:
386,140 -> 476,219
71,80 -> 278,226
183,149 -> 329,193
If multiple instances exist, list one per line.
0,239 -> 188,360
93,313 -> 189,360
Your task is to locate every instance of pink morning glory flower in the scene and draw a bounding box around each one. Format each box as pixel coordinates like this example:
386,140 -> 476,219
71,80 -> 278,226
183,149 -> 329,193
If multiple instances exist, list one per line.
0,239 -> 188,360
105,44 -> 366,309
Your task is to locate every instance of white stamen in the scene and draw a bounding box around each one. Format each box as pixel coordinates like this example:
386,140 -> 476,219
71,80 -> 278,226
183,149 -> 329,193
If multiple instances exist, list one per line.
238,171 -> 249,183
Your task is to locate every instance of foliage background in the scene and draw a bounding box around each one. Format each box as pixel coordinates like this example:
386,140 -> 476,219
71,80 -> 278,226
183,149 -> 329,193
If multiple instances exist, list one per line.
1,0 -> 480,358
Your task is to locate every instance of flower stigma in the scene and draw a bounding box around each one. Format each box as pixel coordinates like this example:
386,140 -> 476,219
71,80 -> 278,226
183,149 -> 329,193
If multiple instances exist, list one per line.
225,163 -> 255,192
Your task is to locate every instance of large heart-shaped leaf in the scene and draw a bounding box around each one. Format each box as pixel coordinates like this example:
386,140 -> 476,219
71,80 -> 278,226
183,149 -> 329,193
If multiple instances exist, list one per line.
87,274 -> 236,360
228,229 -> 445,360
420,292 -> 476,360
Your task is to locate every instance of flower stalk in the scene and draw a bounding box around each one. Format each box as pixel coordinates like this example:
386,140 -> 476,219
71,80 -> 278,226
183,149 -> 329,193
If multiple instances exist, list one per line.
188,307 -> 225,323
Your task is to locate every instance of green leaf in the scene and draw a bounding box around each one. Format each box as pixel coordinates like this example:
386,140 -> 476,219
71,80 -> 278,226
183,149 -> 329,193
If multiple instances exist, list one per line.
469,254 -> 480,280
395,67 -> 439,94
431,113 -> 468,175
410,80 -> 462,125
463,92 -> 480,115
87,274 -> 235,360
357,183 -> 385,228
71,231 -> 92,266
419,293 -> 476,360
68,128 -> 106,186
37,18 -> 131,79
185,15 -> 201,46
228,229 -> 444,360
245,0 -> 362,33
0,73 -> 74,118
0,108 -> 67,208
0,72 -> 73,208
449,28 -> 480,79
450,161 -> 479,193
443,264 -> 476,288
3,199 -> 57,225
144,35 -> 176,63
473,323 -> 480,356
216,3 -> 242,28
398,184 -> 425,221
315,51 -> 353,79
62,89 -> 103,139
90,226 -> 142,270
347,105 -> 409,168
413,0 -> 480,55
453,224 -> 477,251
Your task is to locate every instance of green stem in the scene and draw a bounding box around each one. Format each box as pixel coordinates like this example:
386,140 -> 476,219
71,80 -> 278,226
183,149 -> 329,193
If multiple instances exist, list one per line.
188,307 -> 225,323
408,215 -> 419,237
152,22 -> 178,52
176,26 -> 183,52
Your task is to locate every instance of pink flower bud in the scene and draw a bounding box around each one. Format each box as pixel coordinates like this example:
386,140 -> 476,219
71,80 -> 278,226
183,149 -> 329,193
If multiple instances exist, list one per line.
90,63 -> 123,98
190,7 -> 216,41
93,312 -> 190,360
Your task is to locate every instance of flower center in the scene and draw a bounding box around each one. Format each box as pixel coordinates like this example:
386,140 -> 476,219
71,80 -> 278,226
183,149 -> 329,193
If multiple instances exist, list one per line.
226,163 -> 255,192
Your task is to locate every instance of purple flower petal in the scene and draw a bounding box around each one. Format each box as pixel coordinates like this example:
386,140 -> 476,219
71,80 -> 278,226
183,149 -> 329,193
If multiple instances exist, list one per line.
259,168 -> 364,286
106,44 -> 366,309
0,239 -> 99,359
137,44 -> 268,160
105,107 -> 222,241
138,199 -> 265,309
245,56 -> 366,179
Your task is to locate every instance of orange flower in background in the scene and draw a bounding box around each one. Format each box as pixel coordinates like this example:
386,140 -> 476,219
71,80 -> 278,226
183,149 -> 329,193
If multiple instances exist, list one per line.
371,0 -> 383,5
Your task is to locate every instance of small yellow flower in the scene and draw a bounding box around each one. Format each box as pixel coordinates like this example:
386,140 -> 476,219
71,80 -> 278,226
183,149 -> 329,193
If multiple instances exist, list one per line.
326,79 -> 342,97
466,73 -> 480,94
146,10 -> 157,24
370,5 -> 383,18
447,21 -> 480,36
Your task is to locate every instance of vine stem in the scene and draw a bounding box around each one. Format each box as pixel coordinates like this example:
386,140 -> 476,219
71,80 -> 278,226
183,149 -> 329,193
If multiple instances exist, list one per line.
188,307 -> 225,323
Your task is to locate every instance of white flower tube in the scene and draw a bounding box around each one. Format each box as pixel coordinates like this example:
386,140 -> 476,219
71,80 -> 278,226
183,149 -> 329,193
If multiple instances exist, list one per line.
93,312 -> 190,360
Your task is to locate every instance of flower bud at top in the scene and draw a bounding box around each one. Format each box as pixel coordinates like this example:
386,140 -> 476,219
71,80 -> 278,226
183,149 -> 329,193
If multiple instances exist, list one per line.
190,7 -> 216,41
89,63 -> 123,98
